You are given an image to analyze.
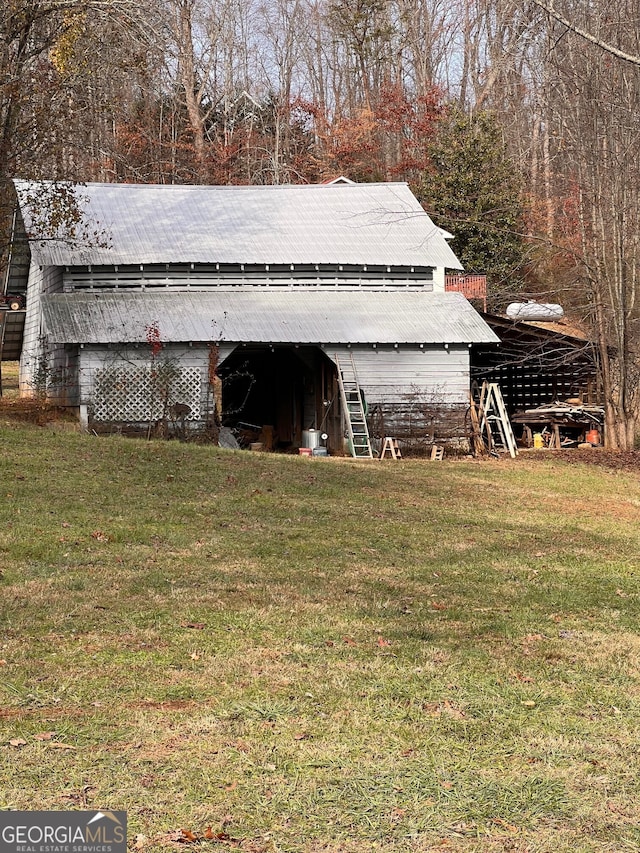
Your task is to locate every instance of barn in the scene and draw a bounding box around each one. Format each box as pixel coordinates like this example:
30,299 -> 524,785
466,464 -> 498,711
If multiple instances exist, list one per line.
10,179 -> 498,454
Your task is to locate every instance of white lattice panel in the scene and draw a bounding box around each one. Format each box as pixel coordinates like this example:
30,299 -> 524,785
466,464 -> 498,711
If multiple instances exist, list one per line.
93,365 -> 201,422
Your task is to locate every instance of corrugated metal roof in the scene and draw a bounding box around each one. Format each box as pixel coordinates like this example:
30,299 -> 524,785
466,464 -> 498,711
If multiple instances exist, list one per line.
41,290 -> 498,345
15,180 -> 463,270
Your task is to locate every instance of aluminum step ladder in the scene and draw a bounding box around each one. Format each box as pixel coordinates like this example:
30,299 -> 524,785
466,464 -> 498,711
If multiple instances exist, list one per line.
335,353 -> 373,458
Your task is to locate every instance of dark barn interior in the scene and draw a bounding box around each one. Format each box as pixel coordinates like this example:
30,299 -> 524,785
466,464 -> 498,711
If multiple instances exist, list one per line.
218,346 -> 342,452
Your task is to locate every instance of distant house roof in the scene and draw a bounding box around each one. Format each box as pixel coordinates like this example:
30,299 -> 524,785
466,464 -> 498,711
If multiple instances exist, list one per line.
14,180 -> 463,270
41,290 -> 497,345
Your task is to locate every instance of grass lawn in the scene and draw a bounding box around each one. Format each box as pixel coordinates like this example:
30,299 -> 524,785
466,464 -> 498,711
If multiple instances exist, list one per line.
1,422 -> 639,852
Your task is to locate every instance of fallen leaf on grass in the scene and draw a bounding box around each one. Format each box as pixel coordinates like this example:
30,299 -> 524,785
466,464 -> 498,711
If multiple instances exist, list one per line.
431,602 -> 448,611
513,672 -> 534,684
521,634 -> 545,655
440,780 -> 454,790
342,636 -> 357,646
521,700 -> 536,708
47,742 -> 76,749
190,651 -> 201,660
390,808 -> 406,820
34,731 -> 56,741
9,738 -> 27,747
204,829 -> 243,845
423,700 -> 466,719
225,781 -> 238,791
182,622 -> 205,630
377,636 -> 391,647
180,830 -> 198,843
492,817 -> 519,833
91,530 -> 109,542
293,732 -> 310,740
204,828 -> 229,841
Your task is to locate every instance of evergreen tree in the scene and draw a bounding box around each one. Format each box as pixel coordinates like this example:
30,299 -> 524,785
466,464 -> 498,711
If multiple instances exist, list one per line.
419,109 -> 527,304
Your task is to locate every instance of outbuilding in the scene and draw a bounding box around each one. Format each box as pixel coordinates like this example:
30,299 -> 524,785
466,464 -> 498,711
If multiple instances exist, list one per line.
10,180 -> 498,453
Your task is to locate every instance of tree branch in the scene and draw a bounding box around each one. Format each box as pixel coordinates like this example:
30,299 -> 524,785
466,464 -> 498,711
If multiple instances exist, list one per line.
531,0 -> 640,67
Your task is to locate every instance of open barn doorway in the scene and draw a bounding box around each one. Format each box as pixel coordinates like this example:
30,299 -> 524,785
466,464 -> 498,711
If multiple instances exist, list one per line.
218,345 -> 342,453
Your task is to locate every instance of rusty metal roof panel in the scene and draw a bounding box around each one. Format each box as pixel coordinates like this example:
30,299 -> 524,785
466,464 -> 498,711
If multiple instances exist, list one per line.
42,290 -> 498,345
15,180 -> 463,270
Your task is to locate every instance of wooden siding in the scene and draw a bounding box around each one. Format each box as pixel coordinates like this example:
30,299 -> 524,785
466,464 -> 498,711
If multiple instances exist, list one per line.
332,345 -> 471,448
20,265 -> 66,397
432,267 -> 445,292
19,264 -> 44,393
45,264 -> 75,404
333,346 -> 470,403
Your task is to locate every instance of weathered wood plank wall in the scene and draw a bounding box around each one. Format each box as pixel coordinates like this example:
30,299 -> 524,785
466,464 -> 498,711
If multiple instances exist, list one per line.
332,345 -> 471,450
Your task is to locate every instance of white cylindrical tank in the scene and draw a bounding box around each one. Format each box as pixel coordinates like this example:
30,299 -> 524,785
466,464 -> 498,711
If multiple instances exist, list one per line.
506,302 -> 565,321
302,429 -> 321,449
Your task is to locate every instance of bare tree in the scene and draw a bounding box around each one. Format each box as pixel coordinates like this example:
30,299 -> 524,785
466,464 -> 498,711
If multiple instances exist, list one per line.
531,0 -> 640,448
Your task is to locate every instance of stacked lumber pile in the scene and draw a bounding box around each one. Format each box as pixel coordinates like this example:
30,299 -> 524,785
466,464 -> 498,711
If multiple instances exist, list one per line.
510,400 -> 605,448
511,401 -> 604,427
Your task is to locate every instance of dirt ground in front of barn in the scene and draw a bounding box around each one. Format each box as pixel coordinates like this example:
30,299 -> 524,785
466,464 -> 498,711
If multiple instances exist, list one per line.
524,447 -> 640,474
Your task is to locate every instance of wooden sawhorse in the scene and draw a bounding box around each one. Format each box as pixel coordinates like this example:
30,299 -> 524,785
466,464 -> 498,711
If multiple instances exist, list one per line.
379,437 -> 402,460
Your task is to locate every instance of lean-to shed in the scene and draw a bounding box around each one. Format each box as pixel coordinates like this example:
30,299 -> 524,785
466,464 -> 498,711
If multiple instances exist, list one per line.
11,180 -> 498,452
